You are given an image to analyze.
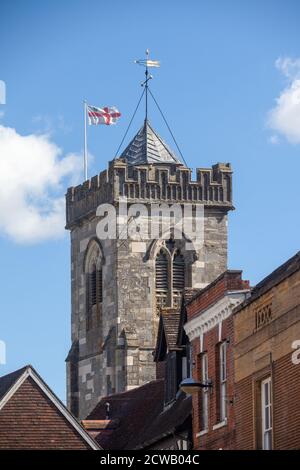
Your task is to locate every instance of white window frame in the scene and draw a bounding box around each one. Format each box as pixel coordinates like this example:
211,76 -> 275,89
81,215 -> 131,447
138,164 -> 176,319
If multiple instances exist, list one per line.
261,377 -> 272,450
201,353 -> 209,431
219,342 -> 227,422
176,439 -> 188,450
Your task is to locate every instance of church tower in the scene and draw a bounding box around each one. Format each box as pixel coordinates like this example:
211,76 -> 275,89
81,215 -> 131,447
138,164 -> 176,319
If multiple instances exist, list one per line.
65,119 -> 233,419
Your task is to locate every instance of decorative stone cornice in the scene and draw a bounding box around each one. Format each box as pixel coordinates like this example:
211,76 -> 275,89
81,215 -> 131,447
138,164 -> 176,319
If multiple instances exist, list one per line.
184,291 -> 250,341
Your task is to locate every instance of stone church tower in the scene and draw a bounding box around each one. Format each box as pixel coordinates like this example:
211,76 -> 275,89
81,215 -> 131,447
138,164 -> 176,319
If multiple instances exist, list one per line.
65,119 -> 233,419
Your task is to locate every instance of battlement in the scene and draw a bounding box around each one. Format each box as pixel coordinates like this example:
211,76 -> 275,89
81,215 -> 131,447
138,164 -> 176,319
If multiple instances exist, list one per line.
66,159 -> 233,229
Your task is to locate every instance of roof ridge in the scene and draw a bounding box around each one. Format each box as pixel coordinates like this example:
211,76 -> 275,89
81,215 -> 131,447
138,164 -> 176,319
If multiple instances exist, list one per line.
0,365 -> 29,401
0,364 -> 29,381
0,364 -> 100,449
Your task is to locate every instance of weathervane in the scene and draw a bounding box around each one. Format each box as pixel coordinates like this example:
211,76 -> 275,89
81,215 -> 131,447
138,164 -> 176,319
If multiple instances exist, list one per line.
134,49 -> 160,121
115,51 -> 187,166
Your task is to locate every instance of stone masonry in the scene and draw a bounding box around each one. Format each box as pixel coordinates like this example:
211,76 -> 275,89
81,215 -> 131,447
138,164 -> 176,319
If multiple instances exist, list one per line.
65,120 -> 234,419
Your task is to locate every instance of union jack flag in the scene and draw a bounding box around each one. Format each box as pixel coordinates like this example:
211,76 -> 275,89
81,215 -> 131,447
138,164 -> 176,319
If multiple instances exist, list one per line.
87,105 -> 121,125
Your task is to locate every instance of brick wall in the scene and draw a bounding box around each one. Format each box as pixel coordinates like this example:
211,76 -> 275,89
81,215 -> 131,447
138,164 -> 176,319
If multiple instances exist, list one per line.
185,270 -> 249,450
234,262 -> 300,449
234,375 -> 254,449
0,377 -> 91,449
187,271 -> 249,321
191,316 -> 236,450
235,351 -> 300,450
273,353 -> 300,449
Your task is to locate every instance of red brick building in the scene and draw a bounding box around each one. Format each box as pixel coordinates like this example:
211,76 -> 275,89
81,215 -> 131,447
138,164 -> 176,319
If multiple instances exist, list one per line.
0,365 -> 99,449
184,271 -> 250,450
234,251 -> 300,449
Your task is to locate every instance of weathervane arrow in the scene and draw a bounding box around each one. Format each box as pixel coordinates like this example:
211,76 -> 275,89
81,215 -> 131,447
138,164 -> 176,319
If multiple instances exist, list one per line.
134,49 -> 160,121
134,49 -> 160,68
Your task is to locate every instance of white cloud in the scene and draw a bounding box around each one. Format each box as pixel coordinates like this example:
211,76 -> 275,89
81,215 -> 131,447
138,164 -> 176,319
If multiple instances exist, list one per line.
269,134 -> 279,145
267,57 -> 300,144
32,114 -> 73,135
275,57 -> 300,79
0,125 -> 82,243
32,114 -> 53,133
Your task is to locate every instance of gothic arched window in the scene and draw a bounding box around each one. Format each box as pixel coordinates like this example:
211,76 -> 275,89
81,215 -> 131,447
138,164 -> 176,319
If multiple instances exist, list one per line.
84,240 -> 104,331
155,243 -> 186,315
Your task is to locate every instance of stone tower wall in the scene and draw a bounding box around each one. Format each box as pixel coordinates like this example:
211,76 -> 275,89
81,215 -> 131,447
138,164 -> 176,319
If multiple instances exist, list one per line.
66,159 -> 233,419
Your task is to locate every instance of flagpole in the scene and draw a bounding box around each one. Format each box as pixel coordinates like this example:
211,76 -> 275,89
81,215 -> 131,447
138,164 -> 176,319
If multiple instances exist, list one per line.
83,100 -> 88,181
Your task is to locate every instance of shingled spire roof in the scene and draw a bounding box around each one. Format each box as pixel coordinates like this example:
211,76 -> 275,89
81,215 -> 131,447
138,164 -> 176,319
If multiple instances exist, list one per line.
120,120 -> 182,166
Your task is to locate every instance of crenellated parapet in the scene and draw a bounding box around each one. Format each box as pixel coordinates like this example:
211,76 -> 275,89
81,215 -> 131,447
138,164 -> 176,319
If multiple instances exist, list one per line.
66,159 -> 233,229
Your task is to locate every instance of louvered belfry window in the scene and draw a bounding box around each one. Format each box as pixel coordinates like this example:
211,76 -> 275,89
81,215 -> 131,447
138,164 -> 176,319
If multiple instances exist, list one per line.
85,240 -> 104,332
156,250 -> 168,290
89,268 -> 97,306
155,247 -> 186,314
172,251 -> 185,309
87,265 -> 103,331
97,268 -> 103,304
173,251 -> 185,290
155,250 -> 168,314
89,267 -> 103,307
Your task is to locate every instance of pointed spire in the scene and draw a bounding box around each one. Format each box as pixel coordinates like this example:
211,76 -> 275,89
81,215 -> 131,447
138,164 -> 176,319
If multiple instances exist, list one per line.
120,120 -> 183,166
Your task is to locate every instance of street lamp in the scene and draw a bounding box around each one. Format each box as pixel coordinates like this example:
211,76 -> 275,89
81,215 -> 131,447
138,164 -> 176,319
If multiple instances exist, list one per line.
180,378 -> 212,395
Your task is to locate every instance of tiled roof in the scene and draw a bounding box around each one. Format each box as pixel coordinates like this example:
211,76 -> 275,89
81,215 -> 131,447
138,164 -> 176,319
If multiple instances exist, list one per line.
134,392 -> 192,449
176,288 -> 200,347
0,365 -> 99,450
85,379 -> 164,450
84,380 -> 192,450
120,120 -> 182,165
154,308 -> 182,362
0,366 -> 27,401
161,308 -> 182,350
154,292 -> 200,361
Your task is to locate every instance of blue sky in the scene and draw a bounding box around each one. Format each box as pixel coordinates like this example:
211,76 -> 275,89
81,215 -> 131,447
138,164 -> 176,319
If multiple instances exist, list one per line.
0,0 -> 300,401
